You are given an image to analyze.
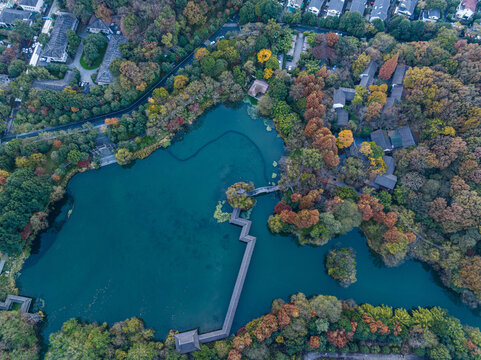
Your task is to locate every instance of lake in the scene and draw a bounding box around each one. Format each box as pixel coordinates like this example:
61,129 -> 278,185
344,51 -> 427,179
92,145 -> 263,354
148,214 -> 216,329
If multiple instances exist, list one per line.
19,103 -> 481,342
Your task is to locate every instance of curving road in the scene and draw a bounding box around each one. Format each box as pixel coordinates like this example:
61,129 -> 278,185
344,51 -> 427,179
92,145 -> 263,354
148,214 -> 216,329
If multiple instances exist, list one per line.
1,20 -> 343,144
1,19 -> 240,143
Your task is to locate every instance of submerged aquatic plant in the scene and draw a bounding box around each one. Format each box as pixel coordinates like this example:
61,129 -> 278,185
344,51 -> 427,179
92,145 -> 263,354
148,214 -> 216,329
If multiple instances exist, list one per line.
213,201 -> 231,223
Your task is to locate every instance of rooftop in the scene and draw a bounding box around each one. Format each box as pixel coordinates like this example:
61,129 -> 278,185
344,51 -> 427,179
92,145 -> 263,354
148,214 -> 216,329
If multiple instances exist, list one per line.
309,0 -> 324,9
384,155 -> 395,175
0,8 -> 33,26
87,15 -> 110,32
459,0 -> 477,12
336,108 -> 349,126
32,70 -> 76,91
41,13 -> 78,60
390,85 -> 404,101
396,0 -> 418,15
370,129 -> 392,151
350,0 -> 367,13
334,87 -> 356,107
374,174 -> 398,190
391,64 -> 406,86
360,61 -> 377,88
370,0 -> 391,21
96,34 -> 128,85
19,0 -> 41,6
175,330 -> 201,354
248,79 -> 269,98
327,0 -> 345,13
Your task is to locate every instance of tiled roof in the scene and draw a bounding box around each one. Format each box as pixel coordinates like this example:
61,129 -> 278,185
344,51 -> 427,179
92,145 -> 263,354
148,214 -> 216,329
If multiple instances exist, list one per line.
327,0 -> 345,13
0,8 -> 33,26
87,15 -> 110,32
384,155 -> 395,175
460,0 -> 477,11
398,125 -> 416,147
371,129 -> 392,151
19,0 -> 40,6
309,0 -> 324,9
350,0 -> 367,13
370,0 -> 391,20
360,61 -> 377,87
374,174 -> 398,190
32,70 -> 76,91
96,34 -> 127,84
248,79 -> 269,97
336,108 -> 349,126
41,13 -> 78,60
391,64 -> 406,86
175,330 -> 200,354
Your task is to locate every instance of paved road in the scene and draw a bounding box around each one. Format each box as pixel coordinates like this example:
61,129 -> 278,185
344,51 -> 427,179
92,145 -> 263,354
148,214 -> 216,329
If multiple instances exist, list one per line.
0,19 -> 240,143
304,352 -> 425,360
68,42 -> 97,85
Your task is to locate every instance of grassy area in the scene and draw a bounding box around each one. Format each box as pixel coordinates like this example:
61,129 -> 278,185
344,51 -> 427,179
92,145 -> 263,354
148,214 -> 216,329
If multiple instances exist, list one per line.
79,43 -> 107,70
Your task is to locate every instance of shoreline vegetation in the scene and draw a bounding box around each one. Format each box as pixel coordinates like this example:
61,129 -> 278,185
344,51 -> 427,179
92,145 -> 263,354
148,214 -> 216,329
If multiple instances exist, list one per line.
0,0 -> 481,357
4,292 -> 481,359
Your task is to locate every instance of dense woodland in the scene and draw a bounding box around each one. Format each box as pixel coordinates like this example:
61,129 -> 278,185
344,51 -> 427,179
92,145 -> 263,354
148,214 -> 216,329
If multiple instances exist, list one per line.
1,0 -> 481,358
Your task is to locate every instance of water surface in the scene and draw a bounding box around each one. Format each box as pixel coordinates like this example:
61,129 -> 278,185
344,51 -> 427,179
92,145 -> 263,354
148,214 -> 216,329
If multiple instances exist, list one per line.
19,104 -> 481,342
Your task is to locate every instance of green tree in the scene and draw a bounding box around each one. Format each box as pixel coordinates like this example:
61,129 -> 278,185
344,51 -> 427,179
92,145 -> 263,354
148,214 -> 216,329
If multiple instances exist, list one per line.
8,60 -> 25,77
0,311 -> 39,360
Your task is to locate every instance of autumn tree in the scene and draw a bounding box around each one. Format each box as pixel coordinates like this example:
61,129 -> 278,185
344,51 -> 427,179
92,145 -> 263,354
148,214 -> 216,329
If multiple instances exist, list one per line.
173,75 -> 189,90
183,1 -> 206,26
378,53 -> 399,81
257,49 -> 272,63
337,130 -> 354,149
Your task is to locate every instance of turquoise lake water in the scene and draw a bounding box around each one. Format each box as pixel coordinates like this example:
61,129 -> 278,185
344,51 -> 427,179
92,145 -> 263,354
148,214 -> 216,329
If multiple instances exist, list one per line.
19,103 -> 481,342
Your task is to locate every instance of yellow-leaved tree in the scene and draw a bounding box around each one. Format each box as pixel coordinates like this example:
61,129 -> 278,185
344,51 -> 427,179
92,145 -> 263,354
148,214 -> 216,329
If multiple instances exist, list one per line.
337,130 -> 354,149
257,49 -> 272,63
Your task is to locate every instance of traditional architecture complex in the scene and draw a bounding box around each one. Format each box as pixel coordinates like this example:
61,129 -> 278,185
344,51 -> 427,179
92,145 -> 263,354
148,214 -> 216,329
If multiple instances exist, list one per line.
41,13 -> 78,63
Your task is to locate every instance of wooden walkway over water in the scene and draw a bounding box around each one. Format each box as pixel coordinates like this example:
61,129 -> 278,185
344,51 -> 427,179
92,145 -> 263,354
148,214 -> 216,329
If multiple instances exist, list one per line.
175,183 -> 290,353
0,295 -> 32,313
175,207 -> 257,352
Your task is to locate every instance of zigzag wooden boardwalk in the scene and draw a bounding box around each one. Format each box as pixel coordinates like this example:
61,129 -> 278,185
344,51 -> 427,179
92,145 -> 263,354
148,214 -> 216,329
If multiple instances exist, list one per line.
175,207 -> 258,353
174,182 -> 290,353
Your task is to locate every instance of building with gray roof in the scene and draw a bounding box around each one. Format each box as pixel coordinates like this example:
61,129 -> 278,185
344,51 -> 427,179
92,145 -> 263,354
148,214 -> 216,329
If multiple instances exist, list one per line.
175,329 -> 201,354
336,108 -> 349,126
383,155 -> 395,175
32,70 -> 76,91
389,125 -> 415,148
308,0 -> 324,14
288,0 -> 304,9
41,13 -> 78,63
374,173 -> 397,190
326,0 -> 345,16
391,64 -> 406,86
248,79 -> 269,98
0,8 -> 33,27
423,8 -> 441,21
350,0 -> 367,14
333,87 -> 356,108
369,0 -> 391,21
360,61 -> 377,88
395,0 -> 418,17
96,34 -> 127,85
87,15 -> 112,34
19,0 -> 44,12
370,129 -> 392,151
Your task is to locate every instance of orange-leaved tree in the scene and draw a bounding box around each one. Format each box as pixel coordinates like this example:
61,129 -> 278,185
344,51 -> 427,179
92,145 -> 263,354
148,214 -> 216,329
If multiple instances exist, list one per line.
378,53 -> 399,81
